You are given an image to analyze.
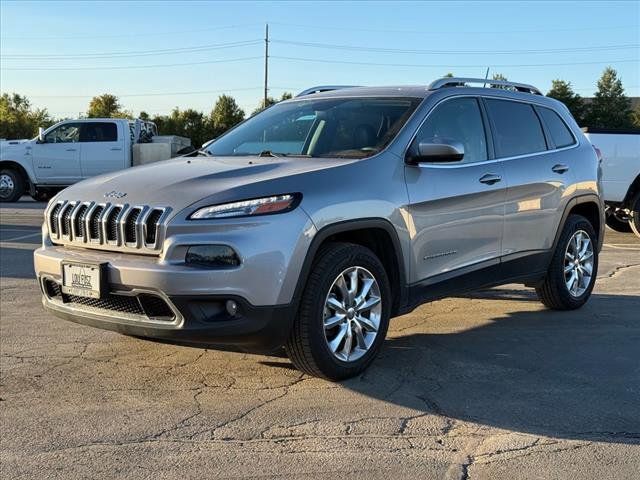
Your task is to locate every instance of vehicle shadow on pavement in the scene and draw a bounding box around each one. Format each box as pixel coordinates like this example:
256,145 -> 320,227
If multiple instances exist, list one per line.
341,291 -> 640,445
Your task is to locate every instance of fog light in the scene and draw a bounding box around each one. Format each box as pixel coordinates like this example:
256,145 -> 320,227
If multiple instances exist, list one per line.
226,300 -> 238,317
185,245 -> 240,268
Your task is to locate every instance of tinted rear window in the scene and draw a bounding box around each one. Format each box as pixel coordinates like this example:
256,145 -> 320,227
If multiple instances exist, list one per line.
538,107 -> 575,148
485,99 -> 547,157
80,122 -> 118,142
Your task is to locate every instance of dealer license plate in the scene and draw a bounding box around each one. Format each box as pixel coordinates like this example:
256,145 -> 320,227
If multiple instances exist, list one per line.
61,262 -> 103,299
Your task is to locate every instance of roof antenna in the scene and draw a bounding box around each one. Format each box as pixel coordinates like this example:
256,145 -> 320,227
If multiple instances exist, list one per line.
483,67 -> 490,88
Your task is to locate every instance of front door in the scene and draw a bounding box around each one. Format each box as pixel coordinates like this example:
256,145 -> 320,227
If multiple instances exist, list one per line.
404,96 -> 506,283
79,121 -> 127,178
32,122 -> 82,184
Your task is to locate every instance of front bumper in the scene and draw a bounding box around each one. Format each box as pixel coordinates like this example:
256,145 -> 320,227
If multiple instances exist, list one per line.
39,276 -> 295,353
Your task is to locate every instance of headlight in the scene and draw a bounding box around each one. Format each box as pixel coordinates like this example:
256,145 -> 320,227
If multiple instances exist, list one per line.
189,194 -> 300,220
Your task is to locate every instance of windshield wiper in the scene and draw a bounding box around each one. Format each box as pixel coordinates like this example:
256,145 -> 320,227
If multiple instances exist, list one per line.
258,150 -> 286,158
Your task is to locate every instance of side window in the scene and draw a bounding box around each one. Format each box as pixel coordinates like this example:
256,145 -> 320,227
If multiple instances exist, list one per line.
413,97 -> 487,163
538,107 -> 576,148
80,122 -> 118,142
485,99 -> 547,157
44,123 -> 80,143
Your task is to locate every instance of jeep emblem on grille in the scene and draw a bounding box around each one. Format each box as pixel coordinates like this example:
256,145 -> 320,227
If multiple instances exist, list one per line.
104,191 -> 127,199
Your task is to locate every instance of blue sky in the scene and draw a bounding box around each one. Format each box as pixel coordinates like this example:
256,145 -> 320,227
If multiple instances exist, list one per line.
1,0 -> 638,119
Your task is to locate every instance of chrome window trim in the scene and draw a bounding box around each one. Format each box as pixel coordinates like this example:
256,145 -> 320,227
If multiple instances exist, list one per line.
404,93 -> 581,168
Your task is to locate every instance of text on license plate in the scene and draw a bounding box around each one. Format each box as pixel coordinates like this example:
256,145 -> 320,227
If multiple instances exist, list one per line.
62,263 -> 102,298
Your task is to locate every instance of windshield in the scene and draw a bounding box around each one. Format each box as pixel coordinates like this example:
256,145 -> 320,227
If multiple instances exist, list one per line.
206,96 -> 422,159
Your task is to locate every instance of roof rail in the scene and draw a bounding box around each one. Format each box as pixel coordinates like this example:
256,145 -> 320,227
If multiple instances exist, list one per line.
428,77 -> 543,96
296,85 -> 359,97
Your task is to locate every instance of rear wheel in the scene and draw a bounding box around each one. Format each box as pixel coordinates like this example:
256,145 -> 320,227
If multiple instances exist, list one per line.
285,242 -> 391,380
605,207 -> 632,233
629,194 -> 640,239
0,168 -> 25,203
536,214 -> 598,310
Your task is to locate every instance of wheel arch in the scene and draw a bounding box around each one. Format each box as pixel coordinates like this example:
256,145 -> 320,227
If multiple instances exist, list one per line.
552,194 -> 604,254
623,173 -> 640,207
0,160 -> 32,186
294,219 -> 408,317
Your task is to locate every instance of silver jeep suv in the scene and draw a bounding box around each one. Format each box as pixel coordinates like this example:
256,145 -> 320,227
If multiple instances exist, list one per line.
34,78 -> 604,380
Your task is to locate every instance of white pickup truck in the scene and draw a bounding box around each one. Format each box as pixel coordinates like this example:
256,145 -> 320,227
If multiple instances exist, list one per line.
583,127 -> 640,237
0,118 -> 191,202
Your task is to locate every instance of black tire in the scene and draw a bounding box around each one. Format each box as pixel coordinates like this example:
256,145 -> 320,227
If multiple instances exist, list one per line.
629,193 -> 640,239
0,168 -> 25,203
285,242 -> 391,380
536,214 -> 598,310
605,210 -> 632,233
31,189 -> 54,202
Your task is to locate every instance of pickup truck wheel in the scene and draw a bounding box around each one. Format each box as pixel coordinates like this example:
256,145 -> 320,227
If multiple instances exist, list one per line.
629,194 -> 640,239
285,242 -> 391,380
605,209 -> 632,233
536,214 -> 598,310
0,169 -> 25,202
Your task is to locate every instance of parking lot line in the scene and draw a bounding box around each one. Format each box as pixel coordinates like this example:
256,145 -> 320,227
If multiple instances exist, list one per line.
1,232 -> 41,242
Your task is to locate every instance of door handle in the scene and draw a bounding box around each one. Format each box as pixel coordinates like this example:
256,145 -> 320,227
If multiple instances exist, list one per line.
65,148 -> 77,152
110,147 -> 122,151
479,173 -> 502,185
552,164 -> 569,174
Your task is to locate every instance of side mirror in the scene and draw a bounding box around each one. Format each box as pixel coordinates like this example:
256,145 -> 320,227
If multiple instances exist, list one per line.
37,127 -> 45,143
406,139 -> 464,164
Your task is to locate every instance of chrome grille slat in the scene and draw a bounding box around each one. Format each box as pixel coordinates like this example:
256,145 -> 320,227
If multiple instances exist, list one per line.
48,201 -> 168,254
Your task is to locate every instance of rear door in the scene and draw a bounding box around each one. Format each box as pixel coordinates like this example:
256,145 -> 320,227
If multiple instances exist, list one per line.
404,96 -> 506,283
31,122 -> 82,184
484,98 -> 575,261
79,121 -> 127,178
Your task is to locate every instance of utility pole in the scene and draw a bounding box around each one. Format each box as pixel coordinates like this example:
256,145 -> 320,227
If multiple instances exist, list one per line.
264,23 -> 269,108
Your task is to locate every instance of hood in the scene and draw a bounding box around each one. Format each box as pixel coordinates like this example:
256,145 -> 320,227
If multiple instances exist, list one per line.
56,154 -> 350,213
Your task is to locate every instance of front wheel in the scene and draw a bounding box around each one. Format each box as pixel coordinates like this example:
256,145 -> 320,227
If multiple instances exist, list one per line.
0,169 -> 25,203
536,214 -> 598,310
285,242 -> 391,380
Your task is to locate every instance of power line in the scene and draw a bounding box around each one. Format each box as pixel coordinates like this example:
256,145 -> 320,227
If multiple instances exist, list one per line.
271,39 -> 640,55
271,55 -> 640,69
0,23 -> 263,40
1,40 -> 262,60
268,21 -> 640,35
16,86 -> 300,99
1,56 -> 263,71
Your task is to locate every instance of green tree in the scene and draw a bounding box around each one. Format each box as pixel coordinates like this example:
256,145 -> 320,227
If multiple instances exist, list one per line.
546,80 -> 586,125
152,108 -> 210,148
444,72 -> 454,77
489,73 -> 510,90
138,111 -> 150,121
252,92 -> 294,116
210,95 -> 245,137
87,94 -> 131,118
631,105 -> 640,129
584,67 -> 632,128
0,93 -> 54,139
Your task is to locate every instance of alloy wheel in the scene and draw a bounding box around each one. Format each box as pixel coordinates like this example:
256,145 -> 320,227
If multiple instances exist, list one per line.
564,230 -> 594,297
323,266 -> 382,362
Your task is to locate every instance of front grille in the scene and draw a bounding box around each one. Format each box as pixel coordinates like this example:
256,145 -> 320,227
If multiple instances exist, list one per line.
106,207 -> 122,242
90,205 -> 104,240
74,204 -> 89,238
48,201 -> 168,252
125,208 -> 141,244
42,278 -> 175,321
49,203 -> 62,235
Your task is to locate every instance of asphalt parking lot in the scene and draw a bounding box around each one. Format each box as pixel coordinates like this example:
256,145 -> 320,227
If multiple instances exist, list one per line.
1,199 -> 639,479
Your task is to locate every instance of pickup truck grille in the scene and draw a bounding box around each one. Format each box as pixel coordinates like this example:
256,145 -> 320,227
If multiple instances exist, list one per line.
47,200 -> 170,253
